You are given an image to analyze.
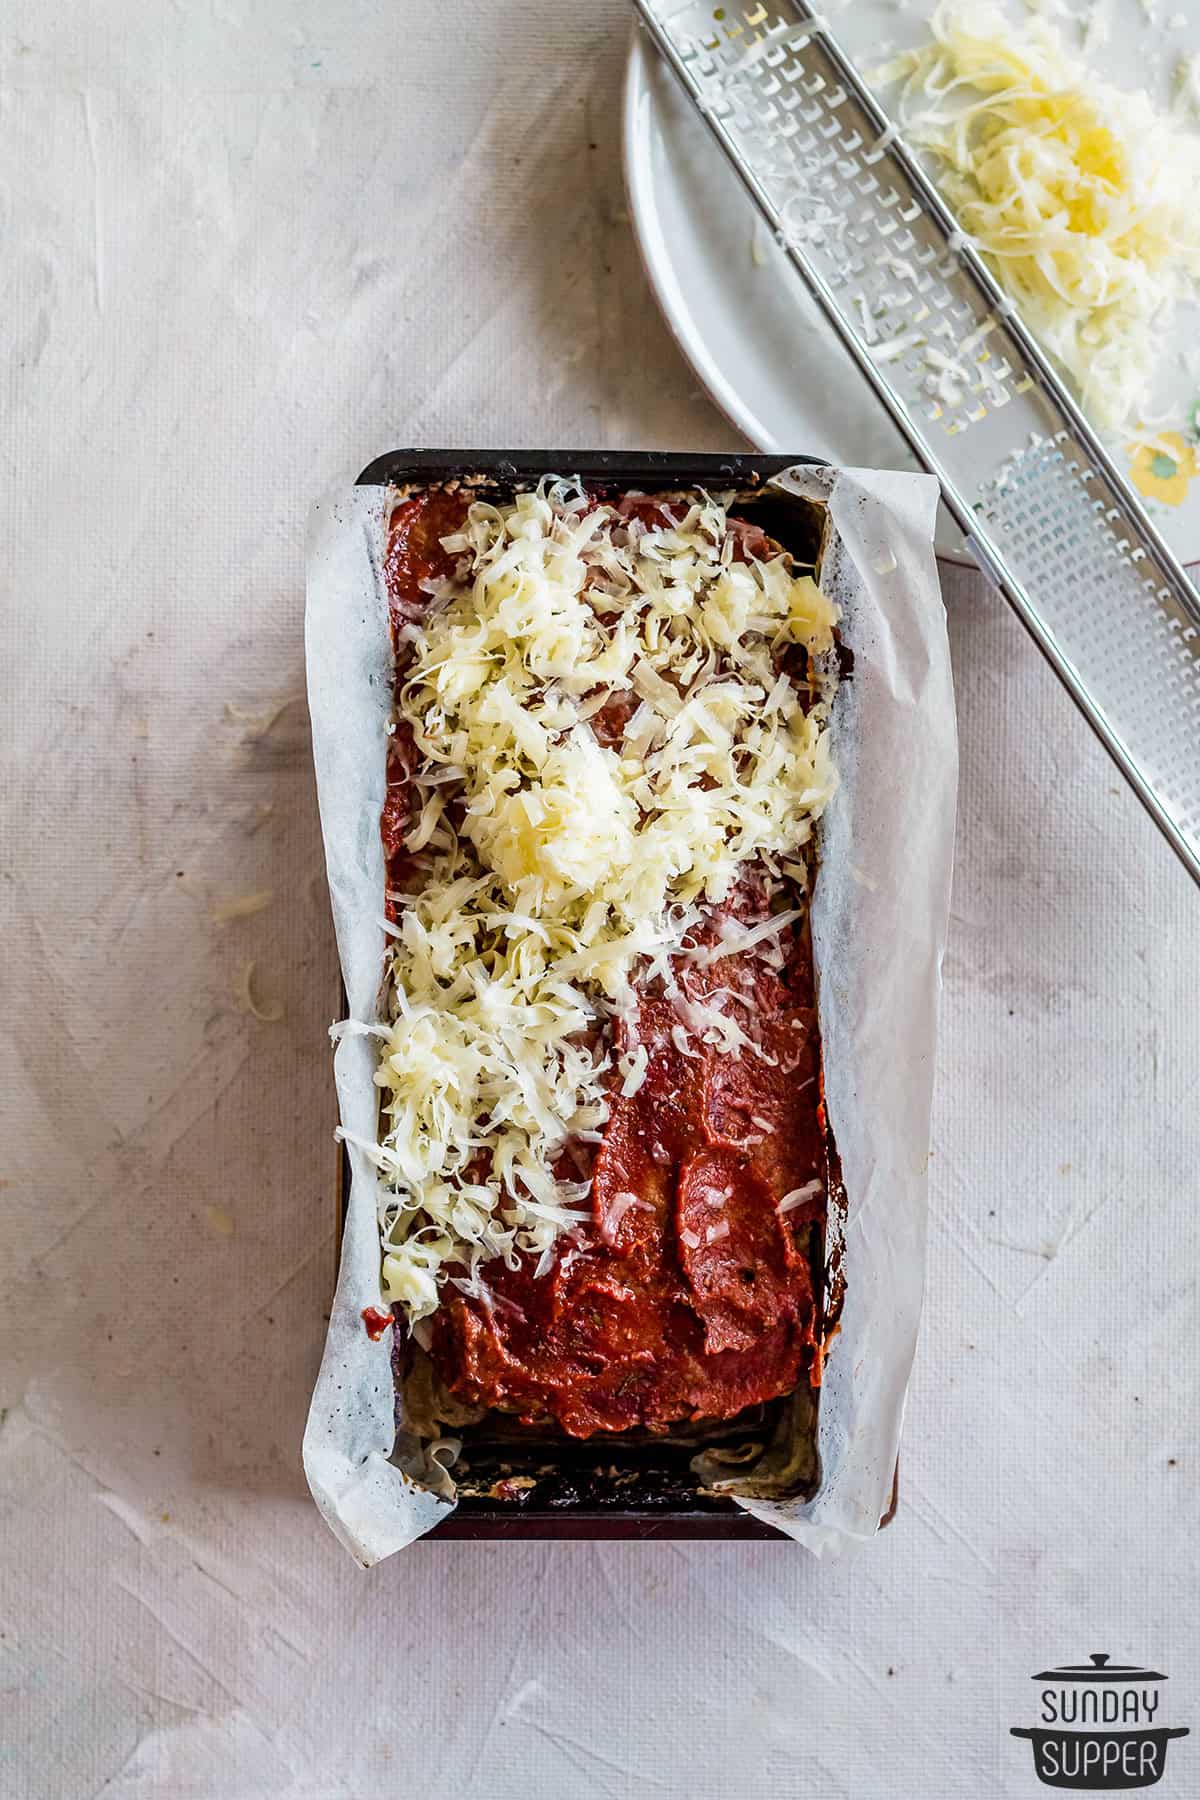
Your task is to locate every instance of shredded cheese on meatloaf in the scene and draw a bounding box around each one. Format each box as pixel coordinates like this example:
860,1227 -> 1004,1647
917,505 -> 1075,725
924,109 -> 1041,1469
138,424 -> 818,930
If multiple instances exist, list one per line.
365,481 -> 838,1321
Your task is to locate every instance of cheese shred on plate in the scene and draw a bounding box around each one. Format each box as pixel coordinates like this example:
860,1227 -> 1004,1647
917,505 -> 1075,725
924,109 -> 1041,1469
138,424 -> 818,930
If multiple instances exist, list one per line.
361,481 -> 839,1321
874,3 -> 1200,429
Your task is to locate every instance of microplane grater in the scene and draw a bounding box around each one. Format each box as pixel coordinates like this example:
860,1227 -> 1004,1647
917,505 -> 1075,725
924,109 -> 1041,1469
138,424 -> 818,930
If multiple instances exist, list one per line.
633,0 -> 1200,885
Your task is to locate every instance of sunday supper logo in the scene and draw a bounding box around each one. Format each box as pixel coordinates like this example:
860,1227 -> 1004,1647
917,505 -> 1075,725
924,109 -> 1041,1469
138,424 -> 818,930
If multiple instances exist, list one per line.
1011,1653 -> 1189,1790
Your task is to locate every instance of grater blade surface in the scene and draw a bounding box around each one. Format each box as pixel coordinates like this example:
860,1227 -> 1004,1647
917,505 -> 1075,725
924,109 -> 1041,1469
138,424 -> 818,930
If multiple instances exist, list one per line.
635,0 -> 1200,882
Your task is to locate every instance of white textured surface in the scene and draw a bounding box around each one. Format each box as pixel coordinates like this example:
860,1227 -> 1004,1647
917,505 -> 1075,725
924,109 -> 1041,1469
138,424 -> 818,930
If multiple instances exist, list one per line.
2,3 -> 1197,1797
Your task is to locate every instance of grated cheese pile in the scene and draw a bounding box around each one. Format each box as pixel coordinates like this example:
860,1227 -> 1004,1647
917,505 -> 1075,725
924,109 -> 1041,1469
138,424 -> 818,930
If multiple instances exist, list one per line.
358,480 -> 839,1322
875,3 -> 1200,429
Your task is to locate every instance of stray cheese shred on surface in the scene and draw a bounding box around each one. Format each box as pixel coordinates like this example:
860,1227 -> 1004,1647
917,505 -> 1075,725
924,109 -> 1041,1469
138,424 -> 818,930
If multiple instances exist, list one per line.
874,3 -> 1200,430
361,481 -> 839,1321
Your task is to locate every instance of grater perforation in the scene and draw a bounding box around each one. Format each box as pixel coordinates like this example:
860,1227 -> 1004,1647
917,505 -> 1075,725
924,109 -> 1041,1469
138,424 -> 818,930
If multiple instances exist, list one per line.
635,0 -> 1200,879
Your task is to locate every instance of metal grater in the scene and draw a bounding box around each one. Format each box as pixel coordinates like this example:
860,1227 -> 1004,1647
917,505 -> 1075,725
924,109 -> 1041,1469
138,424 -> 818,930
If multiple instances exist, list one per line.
633,0 -> 1200,884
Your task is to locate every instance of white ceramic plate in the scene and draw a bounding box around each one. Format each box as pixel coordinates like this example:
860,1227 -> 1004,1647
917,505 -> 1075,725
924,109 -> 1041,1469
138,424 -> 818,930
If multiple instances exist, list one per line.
623,1 -> 1200,564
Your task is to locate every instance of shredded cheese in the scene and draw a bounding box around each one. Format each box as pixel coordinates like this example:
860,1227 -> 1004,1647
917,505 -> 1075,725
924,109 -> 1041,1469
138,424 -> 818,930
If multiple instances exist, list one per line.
367,480 -> 839,1321
604,1191 -> 654,1234
210,889 -> 275,926
223,695 -> 302,736
874,3 -> 1200,429
235,958 -> 283,1023
780,1179 -> 825,1214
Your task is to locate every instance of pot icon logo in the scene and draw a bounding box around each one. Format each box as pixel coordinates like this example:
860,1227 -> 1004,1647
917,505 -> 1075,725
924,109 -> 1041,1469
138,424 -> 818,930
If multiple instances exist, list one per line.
1011,1653 -> 1189,1790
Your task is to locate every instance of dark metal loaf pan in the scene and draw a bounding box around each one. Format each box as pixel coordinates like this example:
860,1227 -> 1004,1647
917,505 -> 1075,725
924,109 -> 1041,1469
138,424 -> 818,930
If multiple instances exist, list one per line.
348,449 -> 861,1541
